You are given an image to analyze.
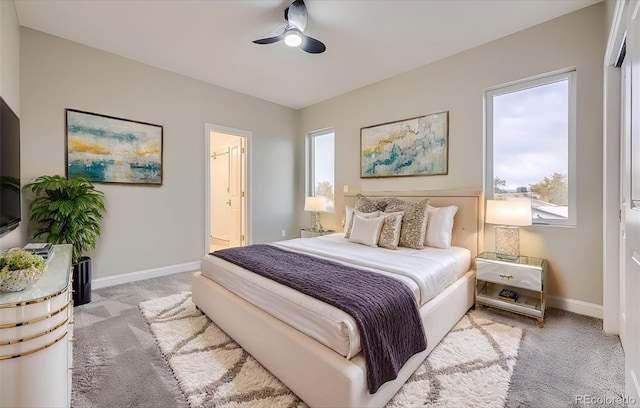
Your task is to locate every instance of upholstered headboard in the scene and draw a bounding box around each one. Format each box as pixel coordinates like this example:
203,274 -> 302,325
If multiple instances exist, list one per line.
344,189 -> 484,260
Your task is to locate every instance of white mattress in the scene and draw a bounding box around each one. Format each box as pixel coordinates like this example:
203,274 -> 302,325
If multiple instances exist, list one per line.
200,233 -> 470,359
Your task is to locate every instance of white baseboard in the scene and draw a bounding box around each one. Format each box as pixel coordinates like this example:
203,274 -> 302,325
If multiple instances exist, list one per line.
92,260 -> 201,290
91,263 -> 605,319
546,294 -> 603,319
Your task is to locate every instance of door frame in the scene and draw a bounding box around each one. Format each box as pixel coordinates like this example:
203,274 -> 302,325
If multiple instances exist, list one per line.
204,123 -> 251,255
603,0 -> 628,335
604,1 -> 640,402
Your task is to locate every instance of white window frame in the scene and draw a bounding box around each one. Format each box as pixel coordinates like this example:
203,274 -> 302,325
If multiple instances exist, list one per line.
307,127 -> 335,213
485,69 -> 577,226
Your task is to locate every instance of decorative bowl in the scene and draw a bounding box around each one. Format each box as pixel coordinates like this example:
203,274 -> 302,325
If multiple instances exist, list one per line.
0,266 -> 45,292
0,248 -> 47,292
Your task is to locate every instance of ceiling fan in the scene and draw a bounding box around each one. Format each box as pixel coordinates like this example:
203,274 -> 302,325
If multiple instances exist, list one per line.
253,0 -> 326,54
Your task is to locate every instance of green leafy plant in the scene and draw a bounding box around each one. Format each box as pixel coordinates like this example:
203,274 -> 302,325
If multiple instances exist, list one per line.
23,175 -> 106,264
0,248 -> 46,274
0,248 -> 47,291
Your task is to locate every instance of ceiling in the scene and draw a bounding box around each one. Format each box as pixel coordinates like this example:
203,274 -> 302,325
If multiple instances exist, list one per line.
14,0 -> 600,110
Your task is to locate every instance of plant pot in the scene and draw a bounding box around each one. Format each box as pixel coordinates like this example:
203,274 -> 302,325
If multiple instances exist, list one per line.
73,256 -> 92,306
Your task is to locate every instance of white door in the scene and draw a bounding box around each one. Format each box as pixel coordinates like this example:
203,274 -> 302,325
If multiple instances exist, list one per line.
621,55 -> 630,349
228,138 -> 244,247
624,5 -> 640,403
206,125 -> 249,254
211,149 -> 230,242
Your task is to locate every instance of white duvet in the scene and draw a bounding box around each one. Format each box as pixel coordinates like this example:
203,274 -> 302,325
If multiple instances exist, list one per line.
200,233 -> 470,359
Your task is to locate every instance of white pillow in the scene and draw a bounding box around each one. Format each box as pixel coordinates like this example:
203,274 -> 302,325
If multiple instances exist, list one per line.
348,215 -> 385,247
343,205 -> 354,234
424,205 -> 458,249
344,210 -> 380,239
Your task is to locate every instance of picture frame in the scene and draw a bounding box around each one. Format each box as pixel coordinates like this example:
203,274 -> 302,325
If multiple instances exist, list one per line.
360,111 -> 448,178
66,109 -> 163,185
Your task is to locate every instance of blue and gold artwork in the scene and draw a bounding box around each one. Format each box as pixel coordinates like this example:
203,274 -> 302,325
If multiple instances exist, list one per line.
66,109 -> 163,184
361,111 -> 448,178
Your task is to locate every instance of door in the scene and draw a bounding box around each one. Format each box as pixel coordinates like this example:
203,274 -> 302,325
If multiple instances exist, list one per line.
211,148 -> 230,243
621,52 -> 630,350
205,124 -> 249,254
623,4 -> 640,403
228,137 -> 244,247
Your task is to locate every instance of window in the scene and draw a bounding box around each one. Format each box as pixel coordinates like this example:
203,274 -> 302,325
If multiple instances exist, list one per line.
485,70 -> 576,225
308,129 -> 335,211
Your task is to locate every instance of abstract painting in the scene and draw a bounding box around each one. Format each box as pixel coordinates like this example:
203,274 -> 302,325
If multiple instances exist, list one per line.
66,109 -> 163,184
361,111 -> 448,178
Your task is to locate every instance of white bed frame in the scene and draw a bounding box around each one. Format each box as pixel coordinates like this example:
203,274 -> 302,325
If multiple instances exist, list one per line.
192,189 -> 484,407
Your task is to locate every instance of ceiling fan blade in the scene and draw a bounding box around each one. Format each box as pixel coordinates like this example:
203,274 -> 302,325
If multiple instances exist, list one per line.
300,34 -> 326,54
286,0 -> 308,32
252,30 -> 287,45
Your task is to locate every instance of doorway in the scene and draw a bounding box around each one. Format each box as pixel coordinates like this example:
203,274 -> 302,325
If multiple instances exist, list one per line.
205,124 -> 249,254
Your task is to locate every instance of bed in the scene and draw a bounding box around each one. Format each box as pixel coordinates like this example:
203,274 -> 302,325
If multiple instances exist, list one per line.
192,189 -> 484,407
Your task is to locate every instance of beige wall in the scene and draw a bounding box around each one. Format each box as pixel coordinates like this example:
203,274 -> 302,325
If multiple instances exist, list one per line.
0,0 -> 26,250
299,4 -> 605,306
19,28 -> 299,279
9,4 -> 608,307
0,0 -> 19,112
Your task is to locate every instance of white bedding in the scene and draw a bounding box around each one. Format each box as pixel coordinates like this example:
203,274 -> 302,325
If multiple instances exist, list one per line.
200,233 -> 470,359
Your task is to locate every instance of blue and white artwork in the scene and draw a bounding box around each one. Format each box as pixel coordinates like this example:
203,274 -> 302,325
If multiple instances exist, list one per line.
361,111 -> 448,178
66,109 -> 163,184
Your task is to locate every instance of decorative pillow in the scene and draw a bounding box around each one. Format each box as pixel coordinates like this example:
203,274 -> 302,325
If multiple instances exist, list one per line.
385,199 -> 429,249
344,210 -> 380,239
424,205 -> 458,249
377,211 -> 404,250
355,194 -> 384,212
343,205 -> 354,235
377,196 -> 406,209
354,194 -> 403,213
348,215 -> 385,247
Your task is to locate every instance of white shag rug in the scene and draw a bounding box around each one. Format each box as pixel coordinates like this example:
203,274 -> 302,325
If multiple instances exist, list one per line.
140,292 -> 522,408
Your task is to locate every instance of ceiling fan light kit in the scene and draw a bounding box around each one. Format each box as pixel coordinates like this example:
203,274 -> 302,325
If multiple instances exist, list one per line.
284,30 -> 303,47
253,0 -> 326,54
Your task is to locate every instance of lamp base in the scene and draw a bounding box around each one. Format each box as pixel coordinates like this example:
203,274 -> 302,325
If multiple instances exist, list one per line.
494,226 -> 520,259
310,212 -> 323,232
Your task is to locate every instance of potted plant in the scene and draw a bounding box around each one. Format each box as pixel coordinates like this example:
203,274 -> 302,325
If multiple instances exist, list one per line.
23,175 -> 106,305
0,248 -> 47,292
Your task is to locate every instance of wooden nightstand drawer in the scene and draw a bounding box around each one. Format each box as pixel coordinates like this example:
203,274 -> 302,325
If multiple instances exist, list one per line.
476,260 -> 542,291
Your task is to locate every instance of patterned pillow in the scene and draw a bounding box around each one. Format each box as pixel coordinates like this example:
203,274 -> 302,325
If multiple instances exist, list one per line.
355,194 -> 403,212
344,210 -> 380,239
385,199 -> 430,249
377,211 -> 404,250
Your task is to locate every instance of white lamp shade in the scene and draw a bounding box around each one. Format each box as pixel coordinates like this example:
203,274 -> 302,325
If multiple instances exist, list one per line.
304,196 -> 326,212
485,200 -> 532,227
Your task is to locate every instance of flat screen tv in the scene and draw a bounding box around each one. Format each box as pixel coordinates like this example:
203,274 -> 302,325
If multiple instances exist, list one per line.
0,96 -> 21,236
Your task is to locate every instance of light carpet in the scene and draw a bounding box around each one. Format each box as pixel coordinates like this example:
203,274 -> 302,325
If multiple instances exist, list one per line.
140,292 -> 522,408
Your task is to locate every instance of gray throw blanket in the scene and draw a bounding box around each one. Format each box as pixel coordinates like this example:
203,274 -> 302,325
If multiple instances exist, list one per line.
212,244 -> 427,393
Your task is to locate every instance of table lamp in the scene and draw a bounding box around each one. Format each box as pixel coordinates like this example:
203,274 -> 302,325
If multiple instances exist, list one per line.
304,196 -> 326,232
485,199 -> 532,260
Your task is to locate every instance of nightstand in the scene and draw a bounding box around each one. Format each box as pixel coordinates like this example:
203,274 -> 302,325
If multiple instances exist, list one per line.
300,229 -> 335,238
475,252 -> 548,327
